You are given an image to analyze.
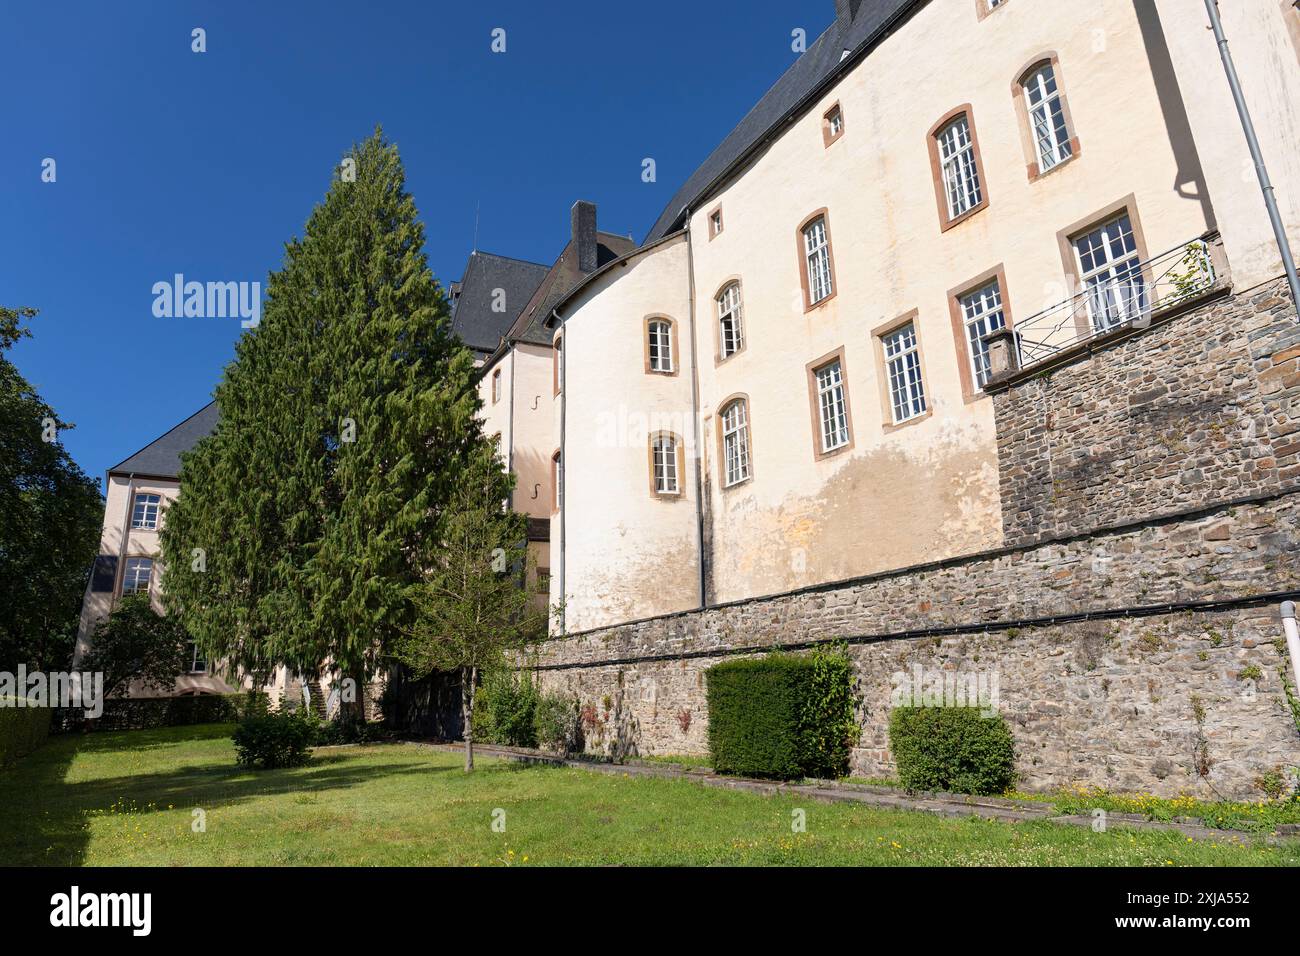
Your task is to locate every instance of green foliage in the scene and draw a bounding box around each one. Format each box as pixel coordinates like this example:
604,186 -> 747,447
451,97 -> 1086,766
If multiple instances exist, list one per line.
0,306 -> 103,673
1026,785 -> 1300,834
391,445 -> 552,766
533,690 -> 581,755
160,128 -> 486,700
81,595 -> 191,699
888,706 -> 1017,795
705,647 -> 857,780
0,699 -> 51,765
78,691 -> 265,731
476,669 -> 540,747
231,710 -> 315,769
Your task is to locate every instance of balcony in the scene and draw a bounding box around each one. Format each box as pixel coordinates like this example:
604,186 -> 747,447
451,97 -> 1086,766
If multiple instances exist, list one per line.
984,233 -> 1228,383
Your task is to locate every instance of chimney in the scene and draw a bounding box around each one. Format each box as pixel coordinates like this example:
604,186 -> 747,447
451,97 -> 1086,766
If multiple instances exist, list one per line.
571,200 -> 598,275
835,0 -> 863,28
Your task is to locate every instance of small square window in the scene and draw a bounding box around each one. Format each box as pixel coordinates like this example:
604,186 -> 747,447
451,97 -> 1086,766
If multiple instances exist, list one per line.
708,207 -> 724,239
823,104 -> 844,147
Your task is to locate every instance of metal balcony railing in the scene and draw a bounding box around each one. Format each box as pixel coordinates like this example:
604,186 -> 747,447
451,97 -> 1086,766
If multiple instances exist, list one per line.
1007,237 -> 1220,371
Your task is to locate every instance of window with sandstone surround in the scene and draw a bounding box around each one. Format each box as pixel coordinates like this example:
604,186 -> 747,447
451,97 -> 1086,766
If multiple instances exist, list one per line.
823,102 -> 844,148
960,281 -> 1007,389
799,213 -> 836,308
719,398 -> 752,488
491,368 -> 502,404
882,322 -> 927,424
646,317 -> 675,374
131,492 -> 161,530
708,206 -> 723,239
1072,212 -> 1146,332
552,335 -> 562,395
649,432 -> 683,498
1023,64 -> 1072,172
805,349 -> 853,459
121,556 -> 153,596
717,282 -> 745,360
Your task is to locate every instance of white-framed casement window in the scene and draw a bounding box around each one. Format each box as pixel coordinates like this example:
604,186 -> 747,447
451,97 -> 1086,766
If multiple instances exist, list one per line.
121,557 -> 153,596
814,360 -> 851,452
1074,213 -> 1146,331
883,323 -> 927,423
960,282 -> 1007,388
131,492 -> 161,530
828,106 -> 843,138
937,115 -> 982,220
803,217 -> 834,305
186,641 -> 207,674
491,368 -> 502,403
717,282 -> 744,359
1023,64 -> 1073,172
651,434 -> 680,495
551,450 -> 562,511
647,319 -> 673,373
720,399 -> 751,487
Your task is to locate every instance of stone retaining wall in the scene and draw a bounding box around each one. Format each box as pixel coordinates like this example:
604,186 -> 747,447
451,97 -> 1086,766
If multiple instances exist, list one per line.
530,280 -> 1300,799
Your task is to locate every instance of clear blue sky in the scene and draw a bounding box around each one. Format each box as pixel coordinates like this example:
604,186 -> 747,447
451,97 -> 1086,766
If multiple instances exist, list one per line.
2,0 -> 833,489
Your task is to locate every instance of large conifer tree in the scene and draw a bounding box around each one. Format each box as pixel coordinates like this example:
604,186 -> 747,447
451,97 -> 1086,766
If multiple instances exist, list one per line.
161,129 -> 484,709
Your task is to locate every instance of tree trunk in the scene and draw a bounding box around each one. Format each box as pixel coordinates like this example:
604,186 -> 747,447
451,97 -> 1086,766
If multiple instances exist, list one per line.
462,666 -> 476,771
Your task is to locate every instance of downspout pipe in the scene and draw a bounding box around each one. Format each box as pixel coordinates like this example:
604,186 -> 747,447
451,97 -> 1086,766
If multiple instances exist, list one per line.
553,307 -> 567,635
1203,0 -> 1300,320
682,208 -> 708,611
1280,601 -> 1300,702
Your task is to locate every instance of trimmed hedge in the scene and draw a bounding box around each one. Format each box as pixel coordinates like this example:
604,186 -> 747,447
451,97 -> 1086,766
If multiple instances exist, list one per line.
56,691 -> 267,732
705,648 -> 857,780
0,699 -> 51,765
888,706 -> 1017,795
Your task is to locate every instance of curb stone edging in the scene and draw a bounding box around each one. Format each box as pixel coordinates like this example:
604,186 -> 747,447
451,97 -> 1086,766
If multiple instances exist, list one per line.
404,740 -> 1297,844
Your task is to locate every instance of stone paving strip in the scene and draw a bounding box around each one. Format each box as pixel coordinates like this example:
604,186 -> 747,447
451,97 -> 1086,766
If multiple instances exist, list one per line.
403,740 -> 1299,844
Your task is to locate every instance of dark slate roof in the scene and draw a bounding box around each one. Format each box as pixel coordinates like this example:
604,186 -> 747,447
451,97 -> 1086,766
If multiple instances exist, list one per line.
109,401 -> 219,479
449,251 -> 549,356
505,232 -> 638,347
645,0 -> 921,242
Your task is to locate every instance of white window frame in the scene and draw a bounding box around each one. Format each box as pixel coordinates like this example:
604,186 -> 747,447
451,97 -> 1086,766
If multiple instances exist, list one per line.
131,492 -> 161,531
648,319 -> 673,373
122,557 -> 153,596
717,283 -> 744,359
883,323 -> 927,423
960,282 -> 1007,389
814,360 -> 850,452
187,641 -> 207,674
803,217 -> 833,305
491,368 -> 502,403
721,400 -> 751,488
1073,213 -> 1146,332
652,435 -> 680,495
937,116 -> 982,220
709,208 -> 723,238
1024,64 -> 1073,173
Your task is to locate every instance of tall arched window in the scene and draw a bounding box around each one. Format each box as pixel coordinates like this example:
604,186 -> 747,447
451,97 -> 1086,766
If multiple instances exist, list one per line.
717,282 -> 744,360
719,398 -> 752,488
1022,62 -> 1073,172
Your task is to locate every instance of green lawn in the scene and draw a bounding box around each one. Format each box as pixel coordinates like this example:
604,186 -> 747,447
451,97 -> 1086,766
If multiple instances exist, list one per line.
2,724 -> 1296,866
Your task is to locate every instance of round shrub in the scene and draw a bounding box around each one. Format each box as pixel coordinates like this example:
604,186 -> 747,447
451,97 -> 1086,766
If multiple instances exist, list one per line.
888,706 -> 1017,795
533,691 -> 580,754
476,670 -> 539,747
231,711 -> 315,769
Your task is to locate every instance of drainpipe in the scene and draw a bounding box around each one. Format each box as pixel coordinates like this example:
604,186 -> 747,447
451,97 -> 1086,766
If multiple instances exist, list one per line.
505,346 -> 515,504
682,207 -> 707,611
553,307 -> 567,635
1280,601 -> 1300,699
1203,0 -> 1300,320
